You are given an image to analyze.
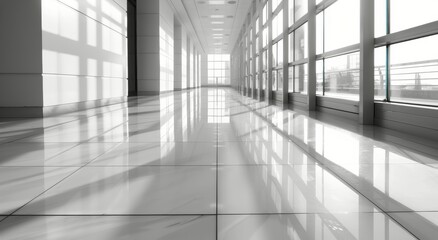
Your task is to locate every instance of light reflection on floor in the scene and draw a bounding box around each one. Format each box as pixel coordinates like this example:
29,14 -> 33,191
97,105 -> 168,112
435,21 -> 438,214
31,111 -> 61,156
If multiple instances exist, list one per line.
0,88 -> 436,239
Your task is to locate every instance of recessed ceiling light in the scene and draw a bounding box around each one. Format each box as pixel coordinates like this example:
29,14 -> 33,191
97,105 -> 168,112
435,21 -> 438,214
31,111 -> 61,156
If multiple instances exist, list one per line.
211,15 -> 225,18
208,0 -> 226,4
213,28 -> 224,31
213,36 -> 223,39
212,21 -> 224,24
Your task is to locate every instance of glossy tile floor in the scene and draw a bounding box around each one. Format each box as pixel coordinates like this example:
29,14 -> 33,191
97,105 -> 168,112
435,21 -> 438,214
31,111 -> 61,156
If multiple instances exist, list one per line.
0,88 -> 437,239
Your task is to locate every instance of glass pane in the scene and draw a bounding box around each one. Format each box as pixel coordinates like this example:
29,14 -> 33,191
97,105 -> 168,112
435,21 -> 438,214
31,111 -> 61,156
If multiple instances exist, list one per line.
316,12 -> 323,54
263,28 -> 269,47
263,3 -> 268,25
256,18 -> 260,33
374,47 -> 386,100
288,32 -> 294,62
294,64 -> 308,94
316,60 -> 323,95
272,70 -> 277,91
325,0 -> 359,52
391,0 -> 438,33
288,67 -> 294,92
295,0 -> 308,21
272,43 -> 277,67
272,0 -> 281,12
278,70 -> 284,91
390,34 -> 438,105
272,11 -> 283,39
324,52 -> 360,100
278,39 -> 283,67
375,0 -> 386,37
288,0 -> 294,26
294,23 -> 308,60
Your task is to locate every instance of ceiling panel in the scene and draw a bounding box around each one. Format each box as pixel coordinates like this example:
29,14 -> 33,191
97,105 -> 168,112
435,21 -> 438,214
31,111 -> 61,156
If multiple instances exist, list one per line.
180,0 -> 253,54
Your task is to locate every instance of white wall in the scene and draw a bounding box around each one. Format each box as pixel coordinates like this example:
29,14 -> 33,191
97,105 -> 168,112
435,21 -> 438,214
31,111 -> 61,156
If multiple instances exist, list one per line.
41,0 -> 128,106
181,29 -> 188,89
201,54 -> 208,86
159,0 -> 174,92
0,0 -> 43,107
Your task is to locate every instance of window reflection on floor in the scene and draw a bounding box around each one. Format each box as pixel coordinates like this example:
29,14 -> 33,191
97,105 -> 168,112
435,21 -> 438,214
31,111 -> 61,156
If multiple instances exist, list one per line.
208,89 -> 230,124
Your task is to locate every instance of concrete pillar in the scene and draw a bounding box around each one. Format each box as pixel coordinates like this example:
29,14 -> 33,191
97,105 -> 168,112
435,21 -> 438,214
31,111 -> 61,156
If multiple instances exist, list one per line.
137,0 -> 174,95
307,0 -> 317,110
359,0 -> 375,124
0,0 -> 43,112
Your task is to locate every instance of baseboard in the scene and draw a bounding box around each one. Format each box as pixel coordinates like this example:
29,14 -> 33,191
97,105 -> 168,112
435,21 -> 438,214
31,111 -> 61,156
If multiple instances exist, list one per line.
0,97 -> 127,118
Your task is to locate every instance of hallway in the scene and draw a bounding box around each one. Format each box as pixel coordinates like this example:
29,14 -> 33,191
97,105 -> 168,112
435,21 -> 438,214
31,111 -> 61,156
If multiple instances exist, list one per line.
0,88 -> 436,239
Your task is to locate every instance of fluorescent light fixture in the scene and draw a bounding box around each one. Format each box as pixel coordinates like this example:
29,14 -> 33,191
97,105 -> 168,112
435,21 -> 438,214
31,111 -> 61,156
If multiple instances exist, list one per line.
208,0 -> 226,4
213,33 -> 224,36
211,15 -> 225,18
212,21 -> 224,24
213,36 -> 223,39
213,28 -> 224,31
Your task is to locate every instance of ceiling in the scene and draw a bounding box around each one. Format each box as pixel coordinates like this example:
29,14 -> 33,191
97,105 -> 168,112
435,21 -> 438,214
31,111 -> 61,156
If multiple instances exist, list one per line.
179,0 -> 253,54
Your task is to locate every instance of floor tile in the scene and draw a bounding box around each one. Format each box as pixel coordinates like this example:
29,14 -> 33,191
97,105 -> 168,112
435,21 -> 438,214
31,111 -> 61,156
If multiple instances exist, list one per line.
219,165 -> 378,214
218,213 -> 416,240
17,166 -> 216,215
388,211 -> 438,240
0,167 -> 78,215
0,143 -> 77,166
327,163 -> 438,212
90,142 -> 216,166
218,140 -> 317,166
0,215 -> 215,240
0,143 -> 116,167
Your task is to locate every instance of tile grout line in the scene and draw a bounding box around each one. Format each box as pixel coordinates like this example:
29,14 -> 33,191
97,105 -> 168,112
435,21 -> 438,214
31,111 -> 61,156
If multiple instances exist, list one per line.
216,88 -> 219,240
0,142 -> 122,224
234,93 -> 422,240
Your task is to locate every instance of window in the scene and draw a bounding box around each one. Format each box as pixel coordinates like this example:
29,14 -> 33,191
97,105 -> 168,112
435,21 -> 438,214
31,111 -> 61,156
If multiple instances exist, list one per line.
208,54 -> 230,85
294,63 -> 308,94
272,10 -> 284,39
391,0 -> 438,33
278,70 -> 284,91
288,32 -> 294,62
389,34 -> 438,105
316,60 -> 323,95
263,27 -> 269,47
277,39 -> 284,67
294,0 -> 307,21
324,52 -> 360,100
272,70 -> 277,91
374,0 -> 386,37
316,12 -> 323,54
324,0 -> 359,52
272,0 -> 281,12
272,43 -> 277,67
288,67 -> 294,92
255,18 -> 260,33
374,47 -> 386,100
263,3 -> 268,25
294,23 -> 308,60
288,0 -> 294,26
